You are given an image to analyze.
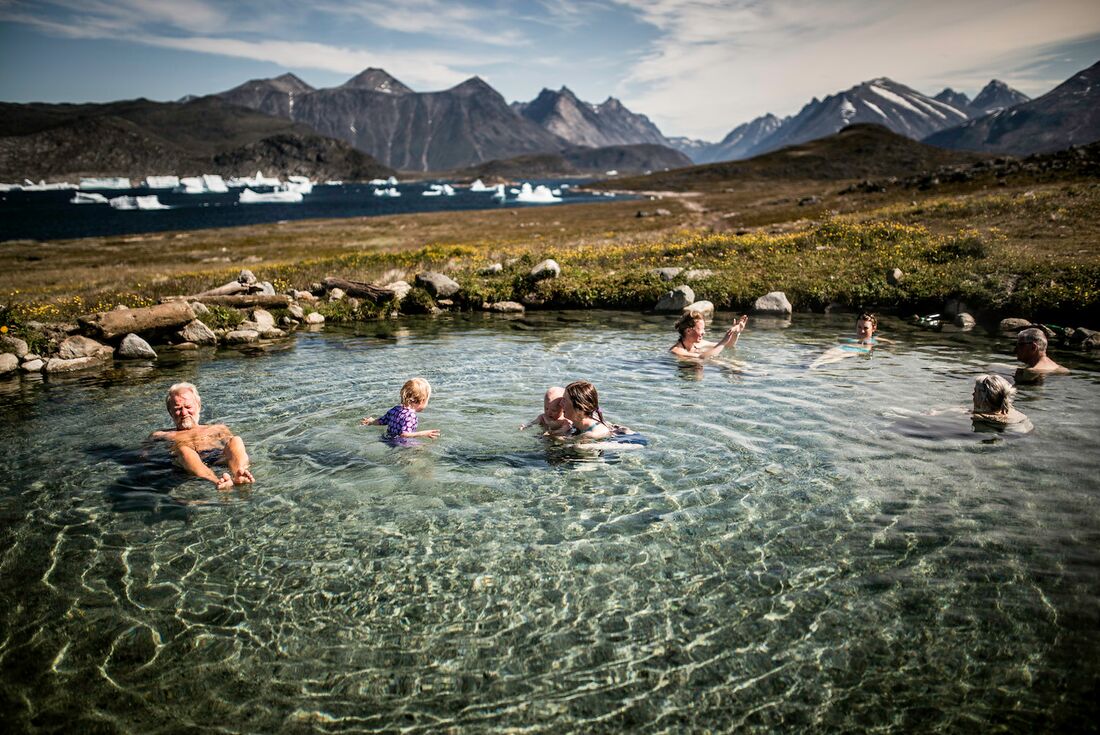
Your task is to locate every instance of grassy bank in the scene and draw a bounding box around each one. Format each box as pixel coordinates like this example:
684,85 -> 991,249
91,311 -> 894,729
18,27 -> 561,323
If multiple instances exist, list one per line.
3,177 -> 1100,333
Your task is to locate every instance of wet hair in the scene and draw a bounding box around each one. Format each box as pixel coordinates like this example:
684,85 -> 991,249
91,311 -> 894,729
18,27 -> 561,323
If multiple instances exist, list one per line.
1016,327 -> 1048,352
973,374 -> 1016,414
564,380 -> 604,423
400,377 -> 432,407
675,310 -> 706,337
857,313 -> 878,329
166,382 -> 200,412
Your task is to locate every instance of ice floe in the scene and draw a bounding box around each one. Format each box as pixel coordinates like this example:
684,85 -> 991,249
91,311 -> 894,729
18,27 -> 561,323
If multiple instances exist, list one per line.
239,188 -> 303,204
144,175 -> 180,189
373,187 -> 401,197
468,179 -> 493,192
282,175 -> 313,195
71,192 -> 109,205
23,179 -> 75,191
514,183 -> 561,204
109,195 -> 169,210
80,177 -> 132,190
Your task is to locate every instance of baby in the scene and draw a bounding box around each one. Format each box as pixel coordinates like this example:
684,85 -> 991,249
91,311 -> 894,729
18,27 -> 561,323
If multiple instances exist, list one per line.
520,386 -> 573,436
360,377 -> 440,440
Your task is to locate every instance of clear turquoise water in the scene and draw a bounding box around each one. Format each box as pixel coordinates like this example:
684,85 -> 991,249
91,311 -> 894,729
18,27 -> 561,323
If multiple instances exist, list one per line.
1,311 -> 1097,732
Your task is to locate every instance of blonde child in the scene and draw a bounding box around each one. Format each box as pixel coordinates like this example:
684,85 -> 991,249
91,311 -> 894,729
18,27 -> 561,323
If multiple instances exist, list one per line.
520,386 -> 573,436
360,378 -> 440,439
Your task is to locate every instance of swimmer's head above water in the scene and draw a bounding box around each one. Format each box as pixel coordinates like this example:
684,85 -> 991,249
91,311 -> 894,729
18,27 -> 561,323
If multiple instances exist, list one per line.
166,382 -> 201,430
856,313 -> 878,342
972,374 -> 1016,415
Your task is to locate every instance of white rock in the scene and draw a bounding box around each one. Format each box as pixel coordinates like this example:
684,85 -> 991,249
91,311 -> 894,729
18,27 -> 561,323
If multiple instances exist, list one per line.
0,335 -> 29,357
250,309 -> 276,330
683,301 -> 715,319
488,301 -> 525,313
386,281 -> 412,301
45,356 -> 106,373
530,259 -> 561,280
21,359 -> 44,372
118,333 -> 157,359
178,320 -> 217,345
304,312 -> 325,325
189,301 -> 211,316
655,285 -> 695,313
224,330 -> 260,344
328,288 -> 347,301
58,335 -> 113,360
288,304 -> 306,320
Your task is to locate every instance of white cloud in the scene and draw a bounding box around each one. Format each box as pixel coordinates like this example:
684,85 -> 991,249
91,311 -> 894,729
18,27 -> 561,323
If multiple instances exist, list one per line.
612,0 -> 1100,138
316,0 -> 529,47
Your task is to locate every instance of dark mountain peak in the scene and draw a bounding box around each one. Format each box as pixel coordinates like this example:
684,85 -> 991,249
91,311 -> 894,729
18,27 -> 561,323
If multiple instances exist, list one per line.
597,97 -> 625,113
448,76 -> 498,96
340,68 -> 413,94
934,87 -> 971,108
556,85 -> 581,101
271,73 -> 314,93
970,78 -> 1029,115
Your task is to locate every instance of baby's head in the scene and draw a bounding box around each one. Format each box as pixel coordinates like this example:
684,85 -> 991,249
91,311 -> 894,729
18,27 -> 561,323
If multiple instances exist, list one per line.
544,386 -> 566,419
973,374 -> 1015,414
401,377 -> 432,411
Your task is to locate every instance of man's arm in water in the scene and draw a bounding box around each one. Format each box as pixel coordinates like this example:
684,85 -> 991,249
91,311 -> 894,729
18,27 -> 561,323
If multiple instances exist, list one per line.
175,444 -> 234,490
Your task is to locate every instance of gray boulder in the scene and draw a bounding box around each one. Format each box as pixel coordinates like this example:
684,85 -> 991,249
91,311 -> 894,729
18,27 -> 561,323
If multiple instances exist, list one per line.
479,263 -> 504,275
259,328 -> 287,339
304,312 -> 325,325
250,309 -> 276,330
999,318 -> 1032,332
652,267 -> 683,282
0,334 -> 29,357
288,304 -> 306,320
488,301 -> 525,313
1082,332 -> 1100,350
118,334 -> 157,359
238,269 -> 257,285
415,271 -> 461,298
328,288 -> 347,301
58,335 -> 113,361
887,268 -> 904,286
752,291 -> 793,316
530,259 -> 561,281
224,330 -> 260,344
189,301 -> 210,316
683,301 -> 715,319
259,281 -> 275,295
655,285 -> 695,313
177,320 -> 217,346
45,356 -> 106,373
953,313 -> 976,330
21,358 -> 44,372
0,353 -> 17,375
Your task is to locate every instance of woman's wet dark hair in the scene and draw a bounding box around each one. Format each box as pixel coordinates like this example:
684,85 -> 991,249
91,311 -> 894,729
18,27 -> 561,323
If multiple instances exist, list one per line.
858,313 -> 878,329
565,380 -> 604,423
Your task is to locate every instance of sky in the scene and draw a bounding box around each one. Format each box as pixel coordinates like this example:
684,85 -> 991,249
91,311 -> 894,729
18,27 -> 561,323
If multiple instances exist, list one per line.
1,0 -> 1098,140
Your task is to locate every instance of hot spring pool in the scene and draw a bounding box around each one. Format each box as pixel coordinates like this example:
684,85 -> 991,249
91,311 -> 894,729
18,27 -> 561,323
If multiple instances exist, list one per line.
1,311 -> 1097,732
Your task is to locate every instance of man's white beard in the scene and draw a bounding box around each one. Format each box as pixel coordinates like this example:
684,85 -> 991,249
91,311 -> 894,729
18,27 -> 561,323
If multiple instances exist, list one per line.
178,416 -> 195,430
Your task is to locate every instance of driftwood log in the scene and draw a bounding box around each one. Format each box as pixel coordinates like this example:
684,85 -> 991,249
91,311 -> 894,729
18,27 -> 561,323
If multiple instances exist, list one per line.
79,302 -> 195,341
162,295 -> 291,308
322,277 -> 396,302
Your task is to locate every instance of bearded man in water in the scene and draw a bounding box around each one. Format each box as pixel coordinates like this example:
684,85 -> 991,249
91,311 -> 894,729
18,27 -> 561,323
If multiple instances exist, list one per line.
150,382 -> 254,490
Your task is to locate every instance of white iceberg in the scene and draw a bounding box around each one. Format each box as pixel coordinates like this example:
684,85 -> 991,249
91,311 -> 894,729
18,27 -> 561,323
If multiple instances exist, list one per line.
71,191 -> 109,204
239,188 -> 303,204
605,170 -> 619,176
422,188 -> 442,197
282,175 -> 313,195
324,180 -> 343,186
387,175 -> 398,186
201,174 -> 228,193
491,184 -> 506,201
80,177 -> 131,190
176,177 -> 206,194
0,183 -> 22,192
423,183 -> 455,197
109,195 -> 169,210
514,182 -> 561,204
469,179 -> 493,192
144,175 -> 180,189
23,179 -> 76,191
373,187 -> 401,197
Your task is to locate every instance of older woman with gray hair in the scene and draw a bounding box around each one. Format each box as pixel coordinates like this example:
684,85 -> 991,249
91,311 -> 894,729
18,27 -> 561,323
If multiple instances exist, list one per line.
971,374 -> 1032,431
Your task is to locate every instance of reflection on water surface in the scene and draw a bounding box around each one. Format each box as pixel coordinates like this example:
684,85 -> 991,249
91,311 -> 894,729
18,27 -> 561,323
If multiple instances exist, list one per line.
1,311 -> 1097,732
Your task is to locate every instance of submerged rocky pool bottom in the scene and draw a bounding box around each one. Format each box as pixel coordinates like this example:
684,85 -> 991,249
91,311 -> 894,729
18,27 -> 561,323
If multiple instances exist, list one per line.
0,311 -> 1097,732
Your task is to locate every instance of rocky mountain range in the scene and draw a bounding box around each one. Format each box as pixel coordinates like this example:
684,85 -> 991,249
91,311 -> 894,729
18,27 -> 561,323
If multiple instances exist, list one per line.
0,96 -> 394,181
933,80 -> 1031,118
458,143 -> 691,179
924,60 -> 1100,156
511,87 -> 669,148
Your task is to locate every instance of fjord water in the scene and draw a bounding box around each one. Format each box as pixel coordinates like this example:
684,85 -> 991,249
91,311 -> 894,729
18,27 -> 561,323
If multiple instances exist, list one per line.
0,181 -> 611,242
1,312 -> 1097,732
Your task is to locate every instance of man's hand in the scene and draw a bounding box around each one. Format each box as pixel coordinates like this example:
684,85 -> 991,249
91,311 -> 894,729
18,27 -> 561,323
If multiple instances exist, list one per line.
360,417 -> 376,426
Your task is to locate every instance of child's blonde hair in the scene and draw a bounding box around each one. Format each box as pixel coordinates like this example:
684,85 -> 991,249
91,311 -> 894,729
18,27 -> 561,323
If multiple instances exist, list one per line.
400,377 -> 432,407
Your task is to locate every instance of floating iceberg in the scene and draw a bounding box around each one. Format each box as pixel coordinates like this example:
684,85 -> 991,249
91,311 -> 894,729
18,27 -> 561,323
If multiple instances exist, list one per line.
23,179 -> 76,191
605,170 -> 619,176
145,175 -> 180,189
282,175 -> 314,195
109,195 -> 169,210
387,175 -> 398,186
491,184 -> 506,201
514,183 -> 561,204
373,187 -> 401,197
80,177 -> 132,190
71,192 -> 109,204
0,183 -> 22,192
239,188 -> 303,204
422,183 -> 455,197
324,180 -> 343,186
469,179 -> 493,192
227,170 -> 282,188
202,174 -> 229,193
422,188 -> 442,197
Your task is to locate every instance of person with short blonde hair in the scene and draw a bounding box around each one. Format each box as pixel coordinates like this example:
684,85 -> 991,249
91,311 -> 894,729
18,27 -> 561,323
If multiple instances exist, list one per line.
972,374 -> 1031,430
361,377 -> 440,440
670,310 -> 748,359
151,383 -> 254,489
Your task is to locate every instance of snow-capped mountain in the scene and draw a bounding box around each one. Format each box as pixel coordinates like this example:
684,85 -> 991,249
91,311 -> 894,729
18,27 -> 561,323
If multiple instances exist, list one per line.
925,60 -> 1100,156
512,87 -> 669,148
751,77 -> 970,157
698,114 -> 785,163
968,79 -> 1030,116
933,88 -> 972,112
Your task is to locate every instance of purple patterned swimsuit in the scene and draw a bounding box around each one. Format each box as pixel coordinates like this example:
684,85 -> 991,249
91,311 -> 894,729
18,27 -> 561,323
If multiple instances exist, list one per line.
379,405 -> 418,438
